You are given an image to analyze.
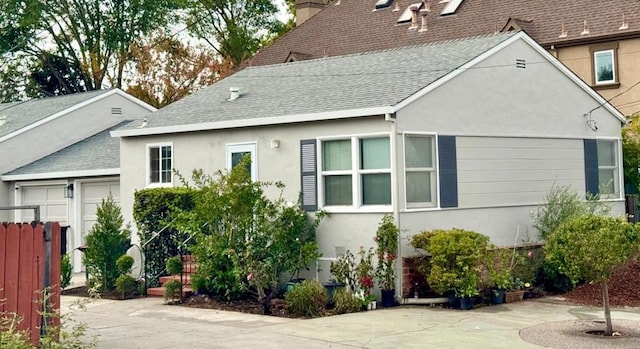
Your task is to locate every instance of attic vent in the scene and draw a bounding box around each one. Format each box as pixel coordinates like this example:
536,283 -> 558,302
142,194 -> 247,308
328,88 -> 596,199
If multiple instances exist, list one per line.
111,107 -> 122,115
229,87 -> 240,101
397,2 -> 422,23
440,0 -> 463,15
375,0 -> 393,9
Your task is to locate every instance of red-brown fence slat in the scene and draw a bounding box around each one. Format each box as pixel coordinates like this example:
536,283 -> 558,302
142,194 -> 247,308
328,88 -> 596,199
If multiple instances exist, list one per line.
49,222 -> 62,329
0,223 -> 6,313
4,223 -> 20,314
17,224 -> 34,333
31,224 -> 45,345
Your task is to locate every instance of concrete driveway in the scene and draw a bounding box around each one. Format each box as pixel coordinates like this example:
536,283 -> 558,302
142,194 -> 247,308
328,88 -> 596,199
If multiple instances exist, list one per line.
61,296 -> 640,349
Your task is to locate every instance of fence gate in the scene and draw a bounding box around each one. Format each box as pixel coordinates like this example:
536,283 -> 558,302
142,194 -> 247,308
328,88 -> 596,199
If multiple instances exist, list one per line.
0,222 -> 61,345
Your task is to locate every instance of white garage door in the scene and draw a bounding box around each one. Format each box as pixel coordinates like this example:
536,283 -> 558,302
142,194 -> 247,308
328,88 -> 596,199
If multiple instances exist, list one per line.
81,181 -> 120,245
20,185 -> 68,224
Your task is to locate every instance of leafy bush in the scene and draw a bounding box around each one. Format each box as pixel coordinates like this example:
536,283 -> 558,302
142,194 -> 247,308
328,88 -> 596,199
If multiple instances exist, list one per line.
83,194 -> 131,291
545,214 -> 640,335
163,280 -> 182,303
115,275 -> 137,298
332,287 -> 362,314
61,253 -> 73,289
116,255 -> 134,275
285,280 -> 327,317
133,187 -> 195,287
375,215 -> 399,290
165,255 -> 183,275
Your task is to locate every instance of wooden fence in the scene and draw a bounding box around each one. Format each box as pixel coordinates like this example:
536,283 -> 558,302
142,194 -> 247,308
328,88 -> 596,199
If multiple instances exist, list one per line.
0,222 -> 61,345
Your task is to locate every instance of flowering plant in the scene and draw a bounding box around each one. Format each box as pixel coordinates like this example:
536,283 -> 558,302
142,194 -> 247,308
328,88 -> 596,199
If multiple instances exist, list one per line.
356,247 -> 375,298
374,215 -> 399,290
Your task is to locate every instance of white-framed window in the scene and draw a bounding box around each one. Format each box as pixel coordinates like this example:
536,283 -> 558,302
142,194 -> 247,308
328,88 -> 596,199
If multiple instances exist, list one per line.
147,143 -> 173,186
404,134 -> 437,208
594,49 -> 615,85
320,135 -> 391,208
226,142 -> 257,180
597,139 -> 620,197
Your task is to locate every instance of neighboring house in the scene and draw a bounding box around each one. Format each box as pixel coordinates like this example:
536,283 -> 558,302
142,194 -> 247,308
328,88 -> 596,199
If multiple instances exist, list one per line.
250,0 -> 640,116
113,32 -> 625,294
0,89 -> 155,272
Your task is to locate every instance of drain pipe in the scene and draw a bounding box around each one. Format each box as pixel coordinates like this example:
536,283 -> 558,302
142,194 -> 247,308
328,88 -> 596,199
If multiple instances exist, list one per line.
385,112 -> 402,302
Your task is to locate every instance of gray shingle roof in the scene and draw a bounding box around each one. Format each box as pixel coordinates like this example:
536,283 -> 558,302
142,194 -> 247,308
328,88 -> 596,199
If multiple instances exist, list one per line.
0,90 -> 111,138
126,33 -> 515,132
5,122 -> 128,176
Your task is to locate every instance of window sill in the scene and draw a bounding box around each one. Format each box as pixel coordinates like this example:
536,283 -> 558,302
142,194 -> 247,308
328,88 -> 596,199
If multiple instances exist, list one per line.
321,206 -> 393,214
593,82 -> 620,90
146,182 -> 174,189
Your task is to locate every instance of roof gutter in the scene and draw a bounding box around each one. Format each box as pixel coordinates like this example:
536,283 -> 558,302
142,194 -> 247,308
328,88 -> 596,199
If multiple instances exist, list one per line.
1,168 -> 120,181
111,106 -> 395,137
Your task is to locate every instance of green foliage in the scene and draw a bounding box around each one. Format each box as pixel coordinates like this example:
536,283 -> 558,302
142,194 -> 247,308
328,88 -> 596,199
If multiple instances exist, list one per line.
330,250 -> 357,291
116,255 -> 134,275
60,253 -> 73,289
330,248 -> 375,295
163,280 -> 182,303
0,311 -> 32,349
115,275 -> 137,299
165,255 -> 183,275
375,215 -> 399,290
531,184 -> 610,240
83,194 -> 131,291
623,114 -> 640,194
133,187 -> 195,287
332,287 -> 362,314
413,228 -> 489,297
284,280 -> 327,318
171,156 -> 323,314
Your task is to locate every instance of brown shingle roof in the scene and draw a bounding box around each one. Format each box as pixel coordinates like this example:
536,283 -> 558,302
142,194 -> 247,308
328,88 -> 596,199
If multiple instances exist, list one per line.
247,0 -> 640,67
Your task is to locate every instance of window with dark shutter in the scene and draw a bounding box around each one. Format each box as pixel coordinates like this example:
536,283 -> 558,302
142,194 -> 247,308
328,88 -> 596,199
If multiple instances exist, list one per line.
300,139 -> 318,211
438,136 -> 458,208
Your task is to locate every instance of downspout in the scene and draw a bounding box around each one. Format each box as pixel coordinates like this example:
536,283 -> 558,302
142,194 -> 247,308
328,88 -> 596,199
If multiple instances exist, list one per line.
385,112 -> 401,301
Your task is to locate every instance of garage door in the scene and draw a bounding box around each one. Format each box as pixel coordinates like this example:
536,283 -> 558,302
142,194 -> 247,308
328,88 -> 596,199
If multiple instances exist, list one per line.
20,185 -> 68,224
81,181 -> 120,245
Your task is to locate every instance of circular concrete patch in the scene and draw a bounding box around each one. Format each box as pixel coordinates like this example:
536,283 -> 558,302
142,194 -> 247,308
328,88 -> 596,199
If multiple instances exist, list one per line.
520,320 -> 640,349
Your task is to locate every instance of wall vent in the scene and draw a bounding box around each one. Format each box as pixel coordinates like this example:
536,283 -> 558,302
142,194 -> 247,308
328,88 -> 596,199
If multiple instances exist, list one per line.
111,107 -> 122,115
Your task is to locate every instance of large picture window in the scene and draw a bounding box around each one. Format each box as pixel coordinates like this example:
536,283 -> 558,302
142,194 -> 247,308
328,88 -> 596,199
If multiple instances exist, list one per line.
597,139 -> 620,196
148,143 -> 172,186
321,136 -> 391,208
404,134 -> 437,208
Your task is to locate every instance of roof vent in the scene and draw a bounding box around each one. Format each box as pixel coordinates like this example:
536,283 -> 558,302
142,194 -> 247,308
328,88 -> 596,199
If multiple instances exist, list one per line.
620,14 -> 628,30
441,0 -> 463,15
398,2 -> 422,23
419,12 -> 428,32
0,115 -> 6,126
111,107 -> 122,115
229,87 -> 240,101
580,20 -> 589,35
558,22 -> 567,38
375,0 -> 393,10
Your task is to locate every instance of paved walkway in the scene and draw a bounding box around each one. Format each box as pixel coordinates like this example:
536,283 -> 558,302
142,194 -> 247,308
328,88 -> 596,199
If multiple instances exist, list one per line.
61,295 -> 640,349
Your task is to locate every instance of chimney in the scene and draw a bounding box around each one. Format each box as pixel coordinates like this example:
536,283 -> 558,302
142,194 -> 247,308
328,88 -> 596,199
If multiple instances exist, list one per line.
295,0 -> 327,26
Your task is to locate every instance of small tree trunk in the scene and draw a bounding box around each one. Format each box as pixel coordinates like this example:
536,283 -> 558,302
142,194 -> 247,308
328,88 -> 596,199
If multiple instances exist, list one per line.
602,279 -> 613,336
262,288 -> 274,315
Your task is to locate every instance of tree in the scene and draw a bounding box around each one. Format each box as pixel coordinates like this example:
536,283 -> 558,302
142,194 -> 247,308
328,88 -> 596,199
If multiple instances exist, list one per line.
84,194 -> 132,291
125,33 -> 227,108
545,214 -> 640,336
623,113 -> 640,195
25,52 -> 87,97
185,0 -> 283,67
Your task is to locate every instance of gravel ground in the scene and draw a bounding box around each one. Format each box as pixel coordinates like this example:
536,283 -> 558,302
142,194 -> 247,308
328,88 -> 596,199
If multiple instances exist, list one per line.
520,319 -> 640,349
564,260 -> 640,307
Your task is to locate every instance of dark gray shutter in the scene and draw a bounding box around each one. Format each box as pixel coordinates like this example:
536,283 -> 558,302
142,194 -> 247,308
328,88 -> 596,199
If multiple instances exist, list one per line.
300,139 -> 318,211
584,139 -> 599,196
438,136 -> 458,208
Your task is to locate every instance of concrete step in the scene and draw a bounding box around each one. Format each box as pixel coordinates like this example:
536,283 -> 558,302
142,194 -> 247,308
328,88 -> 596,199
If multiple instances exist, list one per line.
159,274 -> 192,285
147,286 -> 193,298
182,262 -> 197,273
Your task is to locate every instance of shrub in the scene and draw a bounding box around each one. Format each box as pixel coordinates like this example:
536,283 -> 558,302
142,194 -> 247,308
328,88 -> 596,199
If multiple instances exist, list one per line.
285,280 -> 327,317
115,275 -> 137,299
375,215 -> 399,290
61,253 -> 73,289
83,194 -> 131,291
163,280 -> 182,303
165,255 -> 183,275
332,287 -> 362,314
116,255 -> 134,275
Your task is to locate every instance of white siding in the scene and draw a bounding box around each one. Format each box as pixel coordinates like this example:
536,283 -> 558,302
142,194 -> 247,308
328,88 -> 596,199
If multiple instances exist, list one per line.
456,137 -> 584,207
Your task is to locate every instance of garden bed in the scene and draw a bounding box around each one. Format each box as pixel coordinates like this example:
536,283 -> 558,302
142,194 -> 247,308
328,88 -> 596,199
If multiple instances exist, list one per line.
564,260 -> 640,307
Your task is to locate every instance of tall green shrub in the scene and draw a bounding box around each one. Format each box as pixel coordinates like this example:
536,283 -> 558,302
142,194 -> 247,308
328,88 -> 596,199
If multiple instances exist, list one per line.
545,214 -> 640,336
133,188 -> 195,286
83,194 -> 131,291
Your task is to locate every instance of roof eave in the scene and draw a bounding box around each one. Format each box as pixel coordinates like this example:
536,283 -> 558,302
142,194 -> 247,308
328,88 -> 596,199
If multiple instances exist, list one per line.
541,30 -> 640,49
1,168 -> 120,181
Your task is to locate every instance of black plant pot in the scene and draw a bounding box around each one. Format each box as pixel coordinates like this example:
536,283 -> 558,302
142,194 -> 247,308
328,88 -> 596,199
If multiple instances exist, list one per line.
491,289 -> 505,304
460,296 -> 474,310
381,289 -> 396,307
447,293 -> 460,309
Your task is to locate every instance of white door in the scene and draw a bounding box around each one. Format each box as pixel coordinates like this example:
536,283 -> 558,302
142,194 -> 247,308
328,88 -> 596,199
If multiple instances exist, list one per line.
20,185 -> 68,224
81,181 -> 120,245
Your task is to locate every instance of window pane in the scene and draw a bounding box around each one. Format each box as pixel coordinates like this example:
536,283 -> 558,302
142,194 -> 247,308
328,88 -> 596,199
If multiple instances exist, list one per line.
597,140 -> 615,167
231,152 -> 252,176
149,147 -> 159,183
406,172 -> 432,203
361,137 -> 390,169
325,175 -> 352,205
362,173 -> 391,205
323,140 -> 351,171
405,136 -> 433,168
595,51 -> 614,83
599,169 -> 615,194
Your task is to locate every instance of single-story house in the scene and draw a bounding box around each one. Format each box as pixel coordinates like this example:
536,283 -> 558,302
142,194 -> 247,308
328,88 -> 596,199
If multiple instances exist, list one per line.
0,89 -> 155,271
112,31 -> 625,295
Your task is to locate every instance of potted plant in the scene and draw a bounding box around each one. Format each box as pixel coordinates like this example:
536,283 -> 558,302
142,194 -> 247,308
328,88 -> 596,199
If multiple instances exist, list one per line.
486,248 -> 516,304
374,215 -> 399,307
504,277 -> 528,303
456,275 -> 480,310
